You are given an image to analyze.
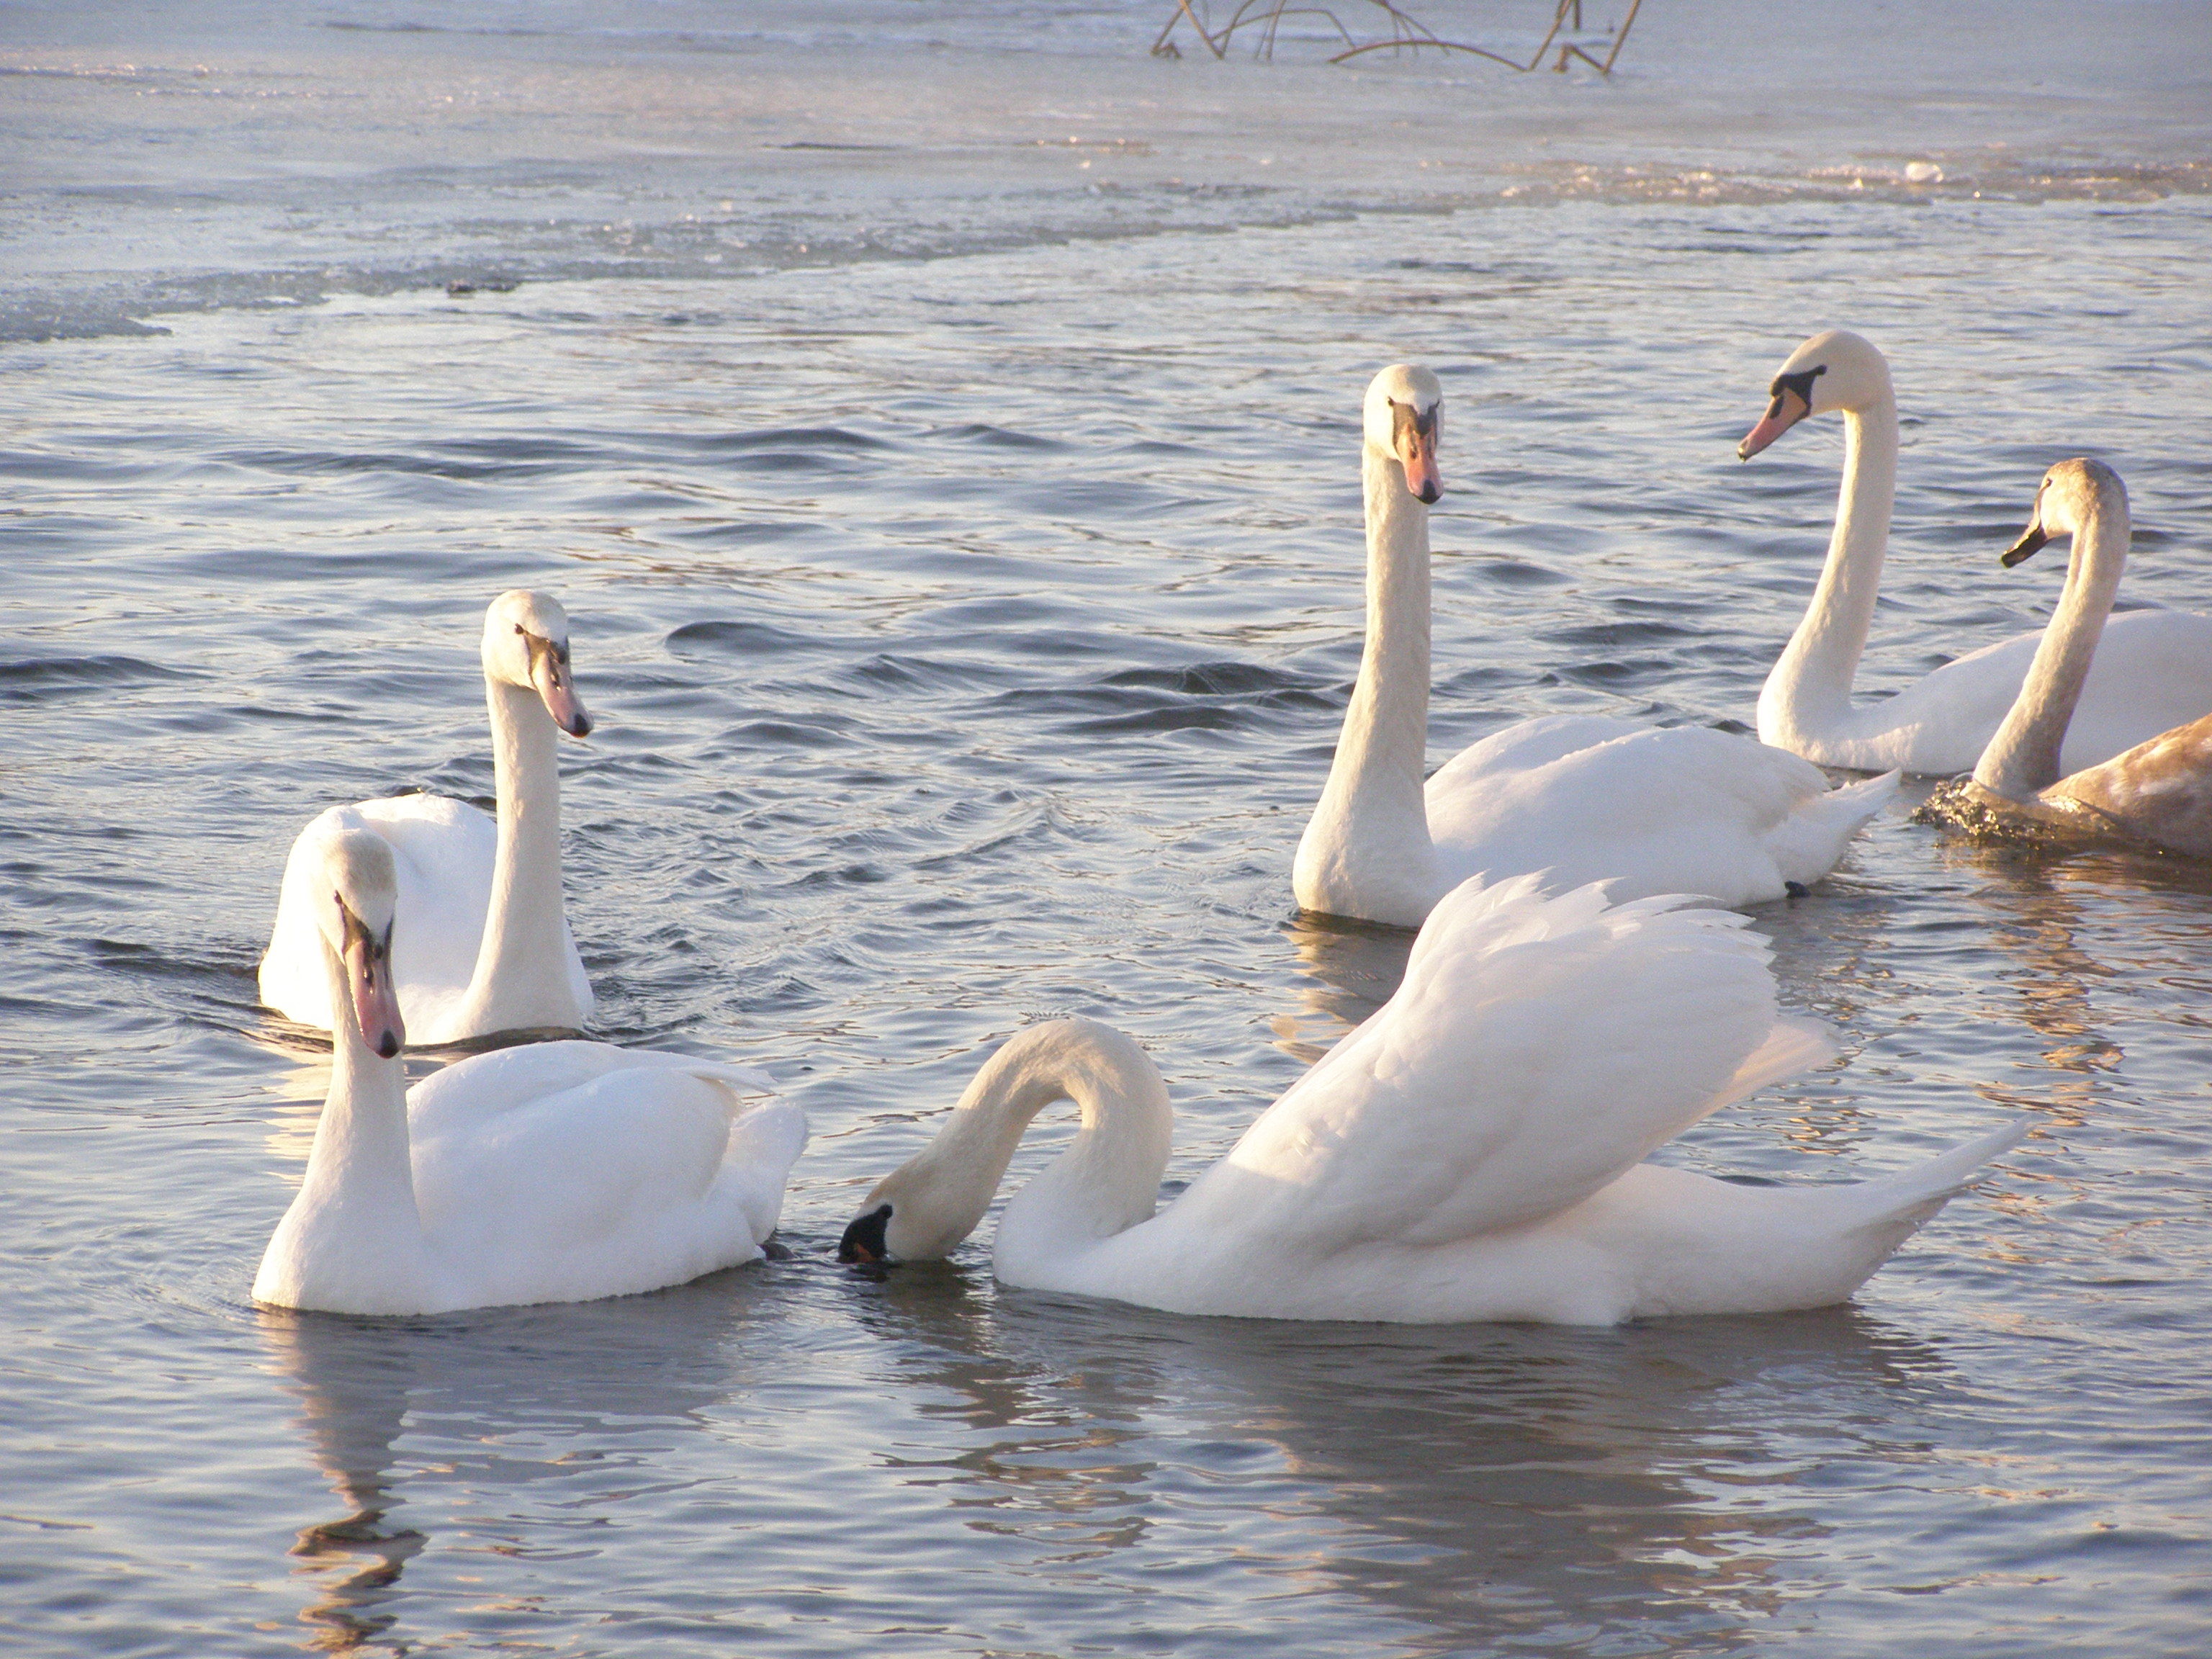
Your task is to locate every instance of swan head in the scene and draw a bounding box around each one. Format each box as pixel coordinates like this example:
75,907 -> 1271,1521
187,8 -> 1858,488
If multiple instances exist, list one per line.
2002,457 -> 2128,567
482,590 -> 592,738
837,1017 -> 1168,1266
835,1170 -> 978,1267
1737,328 -> 1892,459
1363,364 -> 1443,504
310,827 -> 405,1058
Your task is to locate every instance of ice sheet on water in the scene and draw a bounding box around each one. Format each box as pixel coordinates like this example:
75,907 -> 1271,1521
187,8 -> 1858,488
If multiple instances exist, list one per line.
4,0 -> 2208,340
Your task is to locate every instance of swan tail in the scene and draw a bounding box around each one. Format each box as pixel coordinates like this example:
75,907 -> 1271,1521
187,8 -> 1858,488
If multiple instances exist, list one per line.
1842,1116 -> 2033,1236
1768,768 -> 1900,886
1616,1118 -> 2028,1318
1786,1116 -> 2031,1308
685,1061 -> 779,1100
720,1098 -> 809,1245
1704,1017 -> 1835,1117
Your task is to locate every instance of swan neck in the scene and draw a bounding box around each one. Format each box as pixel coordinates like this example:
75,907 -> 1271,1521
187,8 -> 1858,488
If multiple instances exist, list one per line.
302,934 -> 419,1226
465,678 -> 575,1030
1294,450 -> 1439,914
990,1035 -> 1173,1274
1339,448 -> 1434,809
1758,394 -> 1899,747
887,1026 -> 1172,1263
1974,504 -> 2129,799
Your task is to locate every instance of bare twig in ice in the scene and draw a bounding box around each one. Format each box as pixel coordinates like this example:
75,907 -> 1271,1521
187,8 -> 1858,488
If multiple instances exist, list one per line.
1152,1 -> 1645,75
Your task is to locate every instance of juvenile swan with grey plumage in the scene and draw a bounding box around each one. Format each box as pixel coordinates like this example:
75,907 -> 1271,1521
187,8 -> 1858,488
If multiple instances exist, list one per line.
839,875 -> 2023,1326
1741,329 -> 2212,775
1919,460 -> 2212,856
259,590 -> 595,1045
253,824 -> 805,1316
1292,365 -> 1894,929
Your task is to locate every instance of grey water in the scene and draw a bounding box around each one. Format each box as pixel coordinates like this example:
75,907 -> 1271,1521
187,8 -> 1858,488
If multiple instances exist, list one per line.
4,3 -> 2211,1654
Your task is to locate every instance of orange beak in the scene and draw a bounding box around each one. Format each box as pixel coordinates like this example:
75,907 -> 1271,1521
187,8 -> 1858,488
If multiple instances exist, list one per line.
1737,383 -> 1812,461
1398,429 -> 1442,504
343,914 -> 405,1058
533,646 -> 593,738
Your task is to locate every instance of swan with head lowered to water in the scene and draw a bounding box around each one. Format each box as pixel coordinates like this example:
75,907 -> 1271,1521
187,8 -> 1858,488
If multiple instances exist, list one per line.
837,874 -> 2023,1325
1291,364 -> 1896,930
1740,329 -> 2212,775
1918,459 -> 2212,857
258,590 -> 595,1046
252,824 -> 805,1316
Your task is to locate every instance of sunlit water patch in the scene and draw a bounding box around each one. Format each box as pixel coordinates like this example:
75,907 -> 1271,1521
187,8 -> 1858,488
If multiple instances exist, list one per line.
4,4 -> 2212,1655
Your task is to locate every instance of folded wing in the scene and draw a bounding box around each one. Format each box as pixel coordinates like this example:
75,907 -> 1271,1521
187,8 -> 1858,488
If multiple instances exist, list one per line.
1174,876 -> 1826,1254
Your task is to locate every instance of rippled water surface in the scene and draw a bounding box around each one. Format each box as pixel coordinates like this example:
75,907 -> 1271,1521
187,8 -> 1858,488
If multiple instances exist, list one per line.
6,4 -> 2212,1655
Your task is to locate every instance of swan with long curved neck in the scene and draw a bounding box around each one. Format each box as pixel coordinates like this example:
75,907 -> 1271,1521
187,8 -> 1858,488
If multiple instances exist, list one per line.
1918,461 -> 2212,856
1742,329 -> 2212,775
1291,365 -> 1895,930
259,590 -> 595,1044
837,876 -> 2024,1325
253,825 -> 805,1316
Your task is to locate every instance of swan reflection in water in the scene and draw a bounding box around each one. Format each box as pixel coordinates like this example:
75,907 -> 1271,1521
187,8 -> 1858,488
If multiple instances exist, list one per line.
846,1264 -> 1956,1654
258,1273 -> 781,1653
1270,912 -> 1414,1064
267,1232 -> 1966,1653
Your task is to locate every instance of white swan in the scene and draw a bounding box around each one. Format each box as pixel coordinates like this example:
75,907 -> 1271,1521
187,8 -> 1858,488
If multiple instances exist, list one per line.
1292,364 -> 1896,929
259,590 -> 595,1045
837,875 -> 2024,1325
253,825 -> 805,1316
1920,459 -> 2212,857
1742,328 -> 2212,775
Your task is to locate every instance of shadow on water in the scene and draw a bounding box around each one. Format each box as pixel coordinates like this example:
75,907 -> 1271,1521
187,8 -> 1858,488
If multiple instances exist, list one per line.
840,1262 -> 1956,1655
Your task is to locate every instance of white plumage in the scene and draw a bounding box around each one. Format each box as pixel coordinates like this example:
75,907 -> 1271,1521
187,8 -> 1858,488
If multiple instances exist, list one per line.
1293,365 -> 1895,929
253,827 -> 804,1317
841,875 -> 2023,1326
259,590 -> 595,1045
257,793 -> 590,1038
1421,714 -> 1899,912
1743,328 -> 2212,775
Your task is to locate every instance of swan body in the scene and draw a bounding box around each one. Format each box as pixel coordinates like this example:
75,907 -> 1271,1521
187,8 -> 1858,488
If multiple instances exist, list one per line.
1293,365 -> 1895,929
839,876 -> 2023,1326
260,590 -> 595,1044
253,826 -> 804,1317
1743,329 -> 2212,775
1920,460 -> 2212,858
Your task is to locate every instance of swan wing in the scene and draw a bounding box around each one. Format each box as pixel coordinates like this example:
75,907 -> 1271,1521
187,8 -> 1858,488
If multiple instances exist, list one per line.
408,1038 -> 773,1141
1426,713 -> 1650,790
410,1041 -> 797,1303
1799,609 -> 2212,775
1427,726 -> 1860,906
1173,876 -> 1825,1253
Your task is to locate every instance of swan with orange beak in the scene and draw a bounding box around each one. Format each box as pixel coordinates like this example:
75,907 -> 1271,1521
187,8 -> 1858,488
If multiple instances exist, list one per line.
259,590 -> 598,1045
253,824 -> 806,1317
1291,364 -> 1896,928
